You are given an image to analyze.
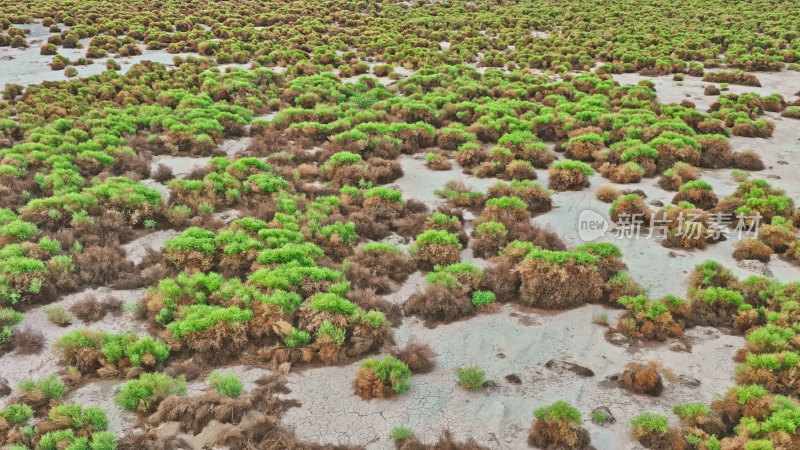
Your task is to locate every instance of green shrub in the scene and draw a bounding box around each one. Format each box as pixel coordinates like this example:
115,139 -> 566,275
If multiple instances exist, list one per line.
364,187 -> 403,202
18,374 -> 68,399
699,287 -> 744,307
124,336 -> 171,366
114,373 -> 187,411
630,412 -> 669,433
551,160 -> 595,175
351,309 -> 388,328
1,403 -> 33,424
455,366 -> 486,391
0,220 -> 38,240
391,426 -> 414,440
485,196 -> 527,210
208,371 -> 244,398
747,325 -> 795,352
736,385 -> 767,404
525,247 -> 598,265
165,227 -> 217,255
574,242 -> 622,258
472,290 -> 496,307
284,327 -> 311,347
679,180 -> 713,191
308,293 -> 357,315
49,403 -> 109,431
744,440 -> 774,450
414,230 -> 461,248
0,307 -> 23,344
534,401 -> 581,424
38,237 -> 61,254
56,331 -> 170,367
673,402 -> 709,418
361,355 -> 411,393
317,320 -> 346,345
167,305 -> 252,339
362,242 -> 400,253
428,211 -> 458,226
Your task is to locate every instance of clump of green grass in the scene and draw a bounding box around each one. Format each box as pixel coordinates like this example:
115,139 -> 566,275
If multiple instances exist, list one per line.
18,374 -> 68,400
208,371 -> 244,398
592,409 -> 609,424
43,306 -> 72,326
114,373 -> 187,412
455,366 -> 486,391
391,425 -> 414,440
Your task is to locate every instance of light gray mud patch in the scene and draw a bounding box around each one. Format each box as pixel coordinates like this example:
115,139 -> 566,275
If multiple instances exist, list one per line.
122,229 -> 180,265
0,27 -> 193,87
150,155 -> 212,178
391,154 -> 499,207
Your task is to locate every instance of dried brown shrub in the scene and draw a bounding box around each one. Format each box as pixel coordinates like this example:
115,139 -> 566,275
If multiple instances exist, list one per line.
523,227 -> 566,253
610,194 -> 652,224
620,361 -> 674,396
404,284 -> 473,323
487,182 -> 552,215
426,154 -> 452,171
151,164 -> 174,182
597,162 -> 643,184
548,167 -> 590,191
671,188 -> 718,210
630,426 -> 686,450
657,163 -> 699,191
349,247 -> 416,282
347,288 -> 402,326
117,432 -> 192,450
73,245 -> 137,287
710,386 -> 773,433
757,223 -> 795,253
518,259 -> 604,309
69,295 -> 123,322
595,185 -> 621,203
483,259 -> 521,303
165,358 -> 203,382
11,326 -> 45,355
617,309 -> 683,342
732,238 -> 772,262
703,71 -> 761,87
502,160 -> 537,181
732,150 -> 765,170
527,418 -> 593,450
344,261 -> 391,294
353,367 -> 394,400
415,243 -> 461,271
169,321 -> 251,366
396,430 -> 488,450
390,342 -> 436,374
140,374 -> 314,450
698,137 -> 734,169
